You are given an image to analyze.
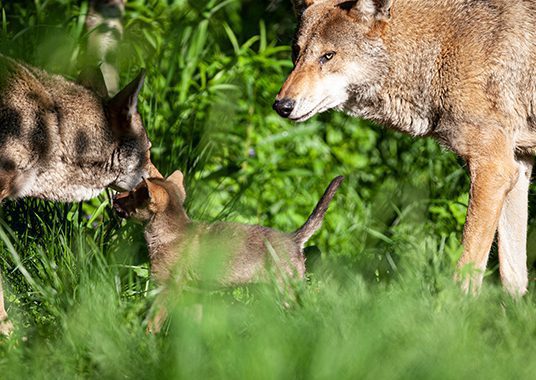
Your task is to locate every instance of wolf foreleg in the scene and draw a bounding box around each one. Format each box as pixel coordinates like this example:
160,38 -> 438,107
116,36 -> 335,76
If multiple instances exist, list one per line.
497,156 -> 533,296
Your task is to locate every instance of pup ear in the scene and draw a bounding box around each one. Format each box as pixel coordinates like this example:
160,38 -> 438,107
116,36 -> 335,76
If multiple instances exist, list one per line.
167,170 -> 186,203
339,0 -> 392,21
145,178 -> 169,210
107,69 -> 145,134
293,0 -> 315,18
78,65 -> 108,98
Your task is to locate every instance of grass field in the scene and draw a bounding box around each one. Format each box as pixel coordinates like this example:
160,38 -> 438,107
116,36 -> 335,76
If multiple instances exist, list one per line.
0,1 -> 535,379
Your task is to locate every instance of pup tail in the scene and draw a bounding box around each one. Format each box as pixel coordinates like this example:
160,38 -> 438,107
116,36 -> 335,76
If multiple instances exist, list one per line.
292,176 -> 344,247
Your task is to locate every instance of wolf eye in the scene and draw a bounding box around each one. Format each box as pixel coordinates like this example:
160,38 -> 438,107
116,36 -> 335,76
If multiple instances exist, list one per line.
320,52 -> 336,64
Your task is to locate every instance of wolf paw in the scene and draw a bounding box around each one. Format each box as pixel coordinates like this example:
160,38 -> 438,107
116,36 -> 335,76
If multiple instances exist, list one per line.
454,270 -> 483,296
0,318 -> 14,337
145,316 -> 164,335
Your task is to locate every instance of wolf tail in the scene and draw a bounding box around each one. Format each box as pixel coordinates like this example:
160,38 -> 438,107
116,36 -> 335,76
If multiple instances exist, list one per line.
292,176 -> 344,247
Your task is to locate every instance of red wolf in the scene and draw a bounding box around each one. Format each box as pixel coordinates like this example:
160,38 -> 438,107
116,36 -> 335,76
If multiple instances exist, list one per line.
113,172 -> 343,332
274,0 -> 536,295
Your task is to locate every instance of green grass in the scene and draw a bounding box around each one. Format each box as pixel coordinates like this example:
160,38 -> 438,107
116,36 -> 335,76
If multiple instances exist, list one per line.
0,1 -> 535,379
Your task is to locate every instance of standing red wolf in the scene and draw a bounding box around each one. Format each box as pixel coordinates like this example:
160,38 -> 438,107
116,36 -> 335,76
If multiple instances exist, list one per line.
273,0 -> 536,295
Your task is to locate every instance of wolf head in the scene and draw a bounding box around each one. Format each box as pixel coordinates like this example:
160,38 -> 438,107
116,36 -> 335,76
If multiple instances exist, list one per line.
273,0 -> 391,121
97,70 -> 162,191
113,170 -> 186,222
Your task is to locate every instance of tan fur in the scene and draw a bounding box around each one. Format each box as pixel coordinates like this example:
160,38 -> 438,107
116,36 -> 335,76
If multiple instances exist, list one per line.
0,55 -> 160,334
113,172 -> 343,332
497,156 -> 533,295
274,0 -> 536,295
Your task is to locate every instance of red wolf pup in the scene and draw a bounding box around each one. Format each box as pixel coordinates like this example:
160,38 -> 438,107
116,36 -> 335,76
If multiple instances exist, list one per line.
274,0 -> 536,295
0,55 -> 160,335
113,172 -> 343,332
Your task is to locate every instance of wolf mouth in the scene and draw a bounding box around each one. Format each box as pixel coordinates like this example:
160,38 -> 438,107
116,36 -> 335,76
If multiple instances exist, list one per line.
289,97 -> 341,122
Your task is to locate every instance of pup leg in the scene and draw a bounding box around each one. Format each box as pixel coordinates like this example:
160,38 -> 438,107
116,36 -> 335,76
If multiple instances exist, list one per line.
497,156 -> 533,296
456,135 -> 518,294
0,274 -> 13,336
146,303 -> 167,335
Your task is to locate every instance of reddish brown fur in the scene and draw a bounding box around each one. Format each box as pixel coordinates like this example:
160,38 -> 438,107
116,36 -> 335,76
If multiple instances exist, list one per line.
276,0 -> 536,295
113,172 -> 343,332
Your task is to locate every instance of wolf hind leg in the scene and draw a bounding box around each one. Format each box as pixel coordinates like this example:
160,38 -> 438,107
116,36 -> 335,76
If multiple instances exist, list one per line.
0,273 -> 13,336
498,156 -> 533,296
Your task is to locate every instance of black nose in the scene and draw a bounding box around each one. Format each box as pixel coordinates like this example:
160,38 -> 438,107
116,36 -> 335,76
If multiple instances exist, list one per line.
273,98 -> 295,118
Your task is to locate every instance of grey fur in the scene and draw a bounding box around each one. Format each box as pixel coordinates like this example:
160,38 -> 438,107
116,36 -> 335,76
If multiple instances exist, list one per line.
0,55 -> 158,202
0,55 -> 159,335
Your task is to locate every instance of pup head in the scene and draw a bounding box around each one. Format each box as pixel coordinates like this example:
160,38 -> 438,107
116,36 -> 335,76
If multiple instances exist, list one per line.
273,0 -> 391,121
82,68 -> 162,191
113,170 -> 186,222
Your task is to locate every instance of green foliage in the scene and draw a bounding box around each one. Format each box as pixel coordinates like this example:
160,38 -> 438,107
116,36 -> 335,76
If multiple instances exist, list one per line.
0,1 -> 534,378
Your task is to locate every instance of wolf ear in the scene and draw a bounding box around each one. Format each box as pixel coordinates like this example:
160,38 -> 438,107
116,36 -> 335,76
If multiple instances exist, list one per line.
78,66 -> 108,98
340,0 -> 392,20
292,0 -> 315,18
108,69 -> 145,120
167,170 -> 186,203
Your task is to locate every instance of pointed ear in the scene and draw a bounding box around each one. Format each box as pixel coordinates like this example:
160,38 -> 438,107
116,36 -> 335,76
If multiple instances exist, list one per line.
108,69 -> 145,120
78,66 -> 108,98
293,0 -> 315,18
145,178 -> 169,211
167,170 -> 186,203
339,0 -> 392,21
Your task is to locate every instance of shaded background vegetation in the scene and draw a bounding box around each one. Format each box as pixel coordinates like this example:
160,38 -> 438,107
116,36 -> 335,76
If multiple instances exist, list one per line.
0,1 -> 534,378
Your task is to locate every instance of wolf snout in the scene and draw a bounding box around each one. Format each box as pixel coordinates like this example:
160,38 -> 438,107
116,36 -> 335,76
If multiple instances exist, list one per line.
273,98 -> 295,118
